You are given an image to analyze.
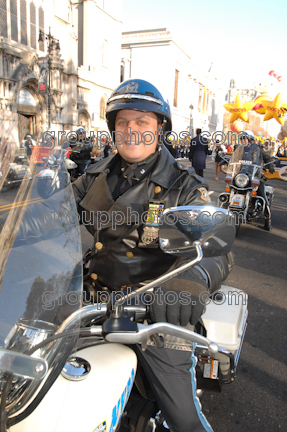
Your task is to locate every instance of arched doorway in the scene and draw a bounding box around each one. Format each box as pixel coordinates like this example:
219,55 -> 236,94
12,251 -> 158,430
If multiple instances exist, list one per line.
78,110 -> 90,131
16,88 -> 38,142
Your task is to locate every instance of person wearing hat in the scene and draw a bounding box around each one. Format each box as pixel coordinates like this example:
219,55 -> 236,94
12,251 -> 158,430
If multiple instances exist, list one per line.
72,79 -> 234,432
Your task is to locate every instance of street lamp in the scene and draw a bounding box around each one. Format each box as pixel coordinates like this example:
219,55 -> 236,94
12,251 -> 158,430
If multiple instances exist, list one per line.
38,27 -> 60,129
189,104 -> 194,138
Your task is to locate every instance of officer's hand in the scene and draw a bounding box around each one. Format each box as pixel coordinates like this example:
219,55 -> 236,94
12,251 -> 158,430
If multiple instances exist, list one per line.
269,165 -> 275,174
149,286 -> 204,326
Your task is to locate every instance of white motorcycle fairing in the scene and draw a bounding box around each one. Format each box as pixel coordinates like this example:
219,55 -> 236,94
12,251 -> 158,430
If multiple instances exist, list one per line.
64,158 -> 77,170
10,344 -> 137,432
36,168 -> 56,180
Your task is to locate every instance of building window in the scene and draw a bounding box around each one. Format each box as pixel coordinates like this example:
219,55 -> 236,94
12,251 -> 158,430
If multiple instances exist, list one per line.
20,0 -> 27,45
120,63 -> 124,83
3,56 -> 9,77
53,70 -> 61,89
78,87 -> 85,101
30,1 -> 36,48
38,5 -> 44,51
78,87 -> 89,102
100,97 -> 105,120
206,94 -> 210,114
0,0 -> 8,38
174,69 -> 179,107
10,0 -> 18,41
198,87 -> 202,112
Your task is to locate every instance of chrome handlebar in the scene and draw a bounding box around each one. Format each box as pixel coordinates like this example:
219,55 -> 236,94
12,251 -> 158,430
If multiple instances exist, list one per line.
104,322 -> 218,354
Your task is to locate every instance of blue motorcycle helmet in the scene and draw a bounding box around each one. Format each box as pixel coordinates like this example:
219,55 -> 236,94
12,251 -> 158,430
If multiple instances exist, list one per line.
105,79 -> 172,141
243,130 -> 255,142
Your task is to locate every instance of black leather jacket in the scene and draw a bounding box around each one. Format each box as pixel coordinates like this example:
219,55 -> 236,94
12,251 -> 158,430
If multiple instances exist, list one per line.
72,146 -> 212,290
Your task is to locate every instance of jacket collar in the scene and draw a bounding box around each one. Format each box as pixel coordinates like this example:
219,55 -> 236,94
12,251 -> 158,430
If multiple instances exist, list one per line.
86,146 -> 183,189
149,145 -> 182,188
86,153 -> 121,175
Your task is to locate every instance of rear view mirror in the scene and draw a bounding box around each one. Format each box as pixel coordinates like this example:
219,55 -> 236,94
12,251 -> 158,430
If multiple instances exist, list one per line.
159,206 -> 235,257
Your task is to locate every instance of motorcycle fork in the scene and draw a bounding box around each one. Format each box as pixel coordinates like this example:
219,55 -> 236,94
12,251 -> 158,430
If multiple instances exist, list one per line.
244,190 -> 250,221
51,169 -> 59,187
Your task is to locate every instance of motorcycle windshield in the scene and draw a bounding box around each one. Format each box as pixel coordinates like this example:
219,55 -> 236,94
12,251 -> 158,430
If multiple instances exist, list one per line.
227,144 -> 263,178
0,145 -> 82,420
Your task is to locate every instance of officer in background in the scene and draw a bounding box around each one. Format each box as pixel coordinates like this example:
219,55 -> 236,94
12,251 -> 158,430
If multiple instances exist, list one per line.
189,129 -> 209,177
243,131 -> 274,231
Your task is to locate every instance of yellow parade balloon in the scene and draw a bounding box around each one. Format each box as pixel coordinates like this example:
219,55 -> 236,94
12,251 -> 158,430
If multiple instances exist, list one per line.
262,93 -> 286,126
224,93 -> 255,123
252,93 -> 272,115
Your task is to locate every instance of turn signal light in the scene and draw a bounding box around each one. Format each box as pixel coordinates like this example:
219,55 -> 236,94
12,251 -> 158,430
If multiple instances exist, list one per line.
251,190 -> 257,196
225,187 -> 230,193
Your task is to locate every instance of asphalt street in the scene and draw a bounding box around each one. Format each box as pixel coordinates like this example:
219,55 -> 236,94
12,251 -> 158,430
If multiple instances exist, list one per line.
79,156 -> 287,432
196,157 -> 287,432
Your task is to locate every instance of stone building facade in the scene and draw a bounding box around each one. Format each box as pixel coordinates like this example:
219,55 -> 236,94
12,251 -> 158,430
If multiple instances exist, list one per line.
0,0 -> 122,147
225,78 -> 257,104
121,28 -> 225,136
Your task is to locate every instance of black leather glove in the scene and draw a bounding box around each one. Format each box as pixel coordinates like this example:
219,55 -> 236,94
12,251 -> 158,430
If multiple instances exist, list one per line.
269,164 -> 275,174
149,286 -> 205,326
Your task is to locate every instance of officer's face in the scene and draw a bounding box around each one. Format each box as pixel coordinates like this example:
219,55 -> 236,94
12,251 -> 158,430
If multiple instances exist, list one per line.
115,110 -> 159,162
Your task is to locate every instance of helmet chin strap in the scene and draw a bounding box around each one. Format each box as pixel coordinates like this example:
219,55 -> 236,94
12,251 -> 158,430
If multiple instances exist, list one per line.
157,120 -> 166,148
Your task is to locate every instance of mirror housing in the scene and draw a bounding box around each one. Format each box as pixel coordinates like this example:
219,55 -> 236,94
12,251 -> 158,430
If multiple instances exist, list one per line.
159,206 -> 236,257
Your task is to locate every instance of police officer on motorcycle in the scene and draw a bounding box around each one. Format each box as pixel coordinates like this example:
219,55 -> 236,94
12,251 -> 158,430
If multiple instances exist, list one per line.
75,126 -> 88,144
242,131 -> 274,231
72,79 -> 233,432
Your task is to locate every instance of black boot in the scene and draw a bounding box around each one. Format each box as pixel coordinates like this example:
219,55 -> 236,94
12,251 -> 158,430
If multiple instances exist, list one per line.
264,218 -> 272,231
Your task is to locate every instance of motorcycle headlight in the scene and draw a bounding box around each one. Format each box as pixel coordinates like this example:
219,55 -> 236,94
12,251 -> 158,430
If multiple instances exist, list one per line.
235,173 -> 249,188
1,320 -> 56,414
48,155 -> 57,165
